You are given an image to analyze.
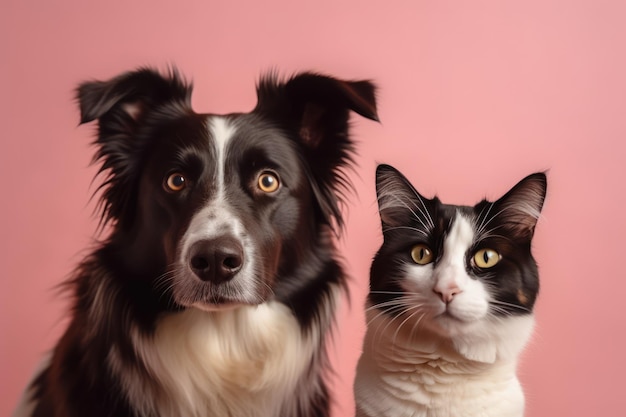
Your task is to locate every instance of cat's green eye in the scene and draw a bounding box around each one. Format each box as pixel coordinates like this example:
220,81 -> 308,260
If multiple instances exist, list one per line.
473,249 -> 501,269
411,244 -> 433,265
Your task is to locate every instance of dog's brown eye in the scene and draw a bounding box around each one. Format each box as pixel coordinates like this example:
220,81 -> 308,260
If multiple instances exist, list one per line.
257,172 -> 280,193
165,173 -> 186,192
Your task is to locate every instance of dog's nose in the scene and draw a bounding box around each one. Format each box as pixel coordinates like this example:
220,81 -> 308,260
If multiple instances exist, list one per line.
188,237 -> 244,284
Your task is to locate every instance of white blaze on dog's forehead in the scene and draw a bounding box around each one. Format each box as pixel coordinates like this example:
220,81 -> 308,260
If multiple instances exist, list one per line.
208,116 -> 237,199
182,116 -> 239,244
176,116 -> 259,302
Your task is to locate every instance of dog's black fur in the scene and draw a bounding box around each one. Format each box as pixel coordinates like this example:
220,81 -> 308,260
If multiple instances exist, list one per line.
19,68 -> 377,417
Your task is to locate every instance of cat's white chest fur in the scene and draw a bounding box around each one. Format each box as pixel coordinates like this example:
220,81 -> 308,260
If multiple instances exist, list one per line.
355,311 -> 534,417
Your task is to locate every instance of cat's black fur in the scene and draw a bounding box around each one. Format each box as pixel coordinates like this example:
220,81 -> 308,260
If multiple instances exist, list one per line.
354,163 -> 547,417
370,164 -> 546,321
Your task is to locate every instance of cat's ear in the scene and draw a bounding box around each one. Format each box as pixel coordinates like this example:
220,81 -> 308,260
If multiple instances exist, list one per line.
375,164 -> 433,232
493,172 -> 547,238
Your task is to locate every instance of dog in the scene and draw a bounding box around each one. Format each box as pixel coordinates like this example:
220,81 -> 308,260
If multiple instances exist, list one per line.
14,67 -> 378,417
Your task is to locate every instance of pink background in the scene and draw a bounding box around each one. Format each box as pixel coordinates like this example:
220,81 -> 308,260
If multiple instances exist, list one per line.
2,0 -> 625,415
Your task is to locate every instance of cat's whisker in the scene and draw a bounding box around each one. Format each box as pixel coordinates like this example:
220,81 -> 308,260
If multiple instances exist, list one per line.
475,221 -> 504,235
366,304 -> 409,327
476,202 -> 495,236
488,307 -> 514,319
370,310 -> 405,343
407,311 -> 427,339
369,290 -> 427,297
489,299 -> 531,313
372,311 -> 410,345
400,197 -> 432,233
476,203 -> 525,239
410,193 -> 435,230
365,298 -> 417,313
382,225 -> 429,236
371,304 -> 421,343
368,290 -> 410,295
478,231 -> 513,243
380,191 -> 433,234
392,305 -> 423,345
476,206 -> 512,236
382,286 -> 431,302
475,202 -> 490,230
390,307 -> 425,352
381,189 -> 429,227
475,223 -> 515,242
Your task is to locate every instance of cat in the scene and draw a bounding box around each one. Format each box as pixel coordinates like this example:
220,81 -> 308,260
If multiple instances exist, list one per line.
354,164 -> 547,417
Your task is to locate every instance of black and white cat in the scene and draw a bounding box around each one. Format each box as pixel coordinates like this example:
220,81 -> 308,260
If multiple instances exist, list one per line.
354,164 -> 547,417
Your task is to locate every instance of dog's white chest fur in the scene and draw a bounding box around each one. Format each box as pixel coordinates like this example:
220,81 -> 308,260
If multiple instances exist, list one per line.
355,312 -> 532,417
114,300 -> 326,417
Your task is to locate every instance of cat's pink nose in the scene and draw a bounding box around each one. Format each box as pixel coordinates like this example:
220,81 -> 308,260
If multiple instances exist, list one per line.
434,283 -> 462,304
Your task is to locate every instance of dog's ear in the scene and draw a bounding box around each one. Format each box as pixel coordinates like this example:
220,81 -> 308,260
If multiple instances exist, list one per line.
77,67 -> 191,130
254,72 -> 379,229
76,68 -> 192,228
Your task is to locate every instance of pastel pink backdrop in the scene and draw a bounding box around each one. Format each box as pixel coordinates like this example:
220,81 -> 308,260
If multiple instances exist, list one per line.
2,0 -> 625,415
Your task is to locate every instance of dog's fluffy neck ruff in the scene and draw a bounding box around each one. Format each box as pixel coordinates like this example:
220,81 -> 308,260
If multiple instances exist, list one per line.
99,226 -> 342,417
110,289 -> 339,417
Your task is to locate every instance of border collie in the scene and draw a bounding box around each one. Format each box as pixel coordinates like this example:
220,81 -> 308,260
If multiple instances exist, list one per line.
14,67 -> 378,417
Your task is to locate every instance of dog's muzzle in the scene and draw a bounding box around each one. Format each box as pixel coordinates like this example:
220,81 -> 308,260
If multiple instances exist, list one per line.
187,236 -> 244,284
